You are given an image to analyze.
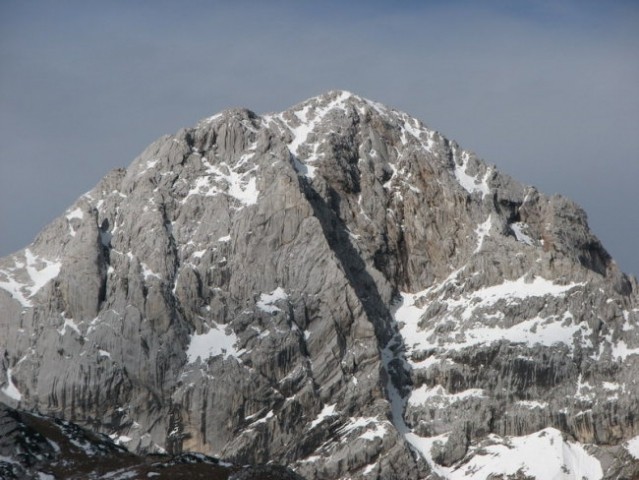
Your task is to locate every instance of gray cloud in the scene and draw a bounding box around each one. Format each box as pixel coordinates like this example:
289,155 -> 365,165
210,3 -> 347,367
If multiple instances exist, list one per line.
1,1 -> 638,276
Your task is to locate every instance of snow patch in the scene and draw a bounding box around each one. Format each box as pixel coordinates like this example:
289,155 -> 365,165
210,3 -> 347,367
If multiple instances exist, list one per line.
453,151 -> 490,197
408,385 -> 484,407
25,250 -> 61,297
251,410 -> 274,425
338,417 -> 389,442
602,382 -> 620,391
66,207 -> 84,234
0,274 -> 31,307
310,404 -> 338,429
140,263 -> 161,281
1,368 -> 22,401
186,324 -> 243,363
283,91 -> 352,178
396,112 -> 438,153
59,317 -> 82,337
109,434 -> 132,446
183,155 -> 259,207
611,340 -> 639,361
362,463 -> 377,475
448,316 -> 583,351
575,374 -> 595,402
402,117 -> 434,152
256,287 -> 288,314
410,355 -> 448,370
359,422 -> 388,441
474,215 -> 492,253
0,249 -> 63,306
511,222 -> 534,246
516,400 -> 548,409
288,105 -> 314,155
467,276 -> 582,304
399,429 -> 602,480
228,175 -> 258,206
301,455 -> 322,463
625,435 -> 639,459
438,428 -> 603,480
66,207 -> 84,221
203,113 -> 222,124
395,277 -> 584,356
146,159 -> 158,170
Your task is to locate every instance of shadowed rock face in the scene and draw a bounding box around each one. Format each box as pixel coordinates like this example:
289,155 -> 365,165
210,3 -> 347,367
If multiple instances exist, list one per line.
0,90 -> 638,479
0,401 -> 304,479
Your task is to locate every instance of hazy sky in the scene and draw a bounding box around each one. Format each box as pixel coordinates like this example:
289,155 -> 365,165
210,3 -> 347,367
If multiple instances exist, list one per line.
1,1 -> 638,277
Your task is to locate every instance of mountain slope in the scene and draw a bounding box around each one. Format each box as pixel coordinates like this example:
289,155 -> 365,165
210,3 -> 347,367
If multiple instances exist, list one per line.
1,90 -> 638,479
0,401 -> 303,480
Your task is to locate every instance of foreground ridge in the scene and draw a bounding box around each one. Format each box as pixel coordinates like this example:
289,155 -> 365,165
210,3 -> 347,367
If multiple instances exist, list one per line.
1,90 -> 638,479
0,401 -> 303,479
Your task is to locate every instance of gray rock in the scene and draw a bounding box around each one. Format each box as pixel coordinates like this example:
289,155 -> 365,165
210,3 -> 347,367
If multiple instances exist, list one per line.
1,90 -> 637,479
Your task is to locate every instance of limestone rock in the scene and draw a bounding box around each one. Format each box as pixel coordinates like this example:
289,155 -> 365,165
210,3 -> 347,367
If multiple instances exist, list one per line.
1,90 -> 637,479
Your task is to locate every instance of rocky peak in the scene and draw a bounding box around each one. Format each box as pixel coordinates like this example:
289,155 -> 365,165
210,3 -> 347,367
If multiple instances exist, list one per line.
0,92 -> 637,479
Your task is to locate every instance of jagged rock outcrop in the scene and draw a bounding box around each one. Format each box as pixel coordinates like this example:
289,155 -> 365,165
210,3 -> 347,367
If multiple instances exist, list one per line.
1,90 -> 638,479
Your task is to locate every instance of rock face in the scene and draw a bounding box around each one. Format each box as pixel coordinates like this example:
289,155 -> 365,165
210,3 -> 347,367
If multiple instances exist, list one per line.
1,90 -> 638,479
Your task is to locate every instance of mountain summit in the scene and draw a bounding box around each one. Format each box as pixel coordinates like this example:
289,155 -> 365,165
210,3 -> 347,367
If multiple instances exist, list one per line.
1,90 -> 638,479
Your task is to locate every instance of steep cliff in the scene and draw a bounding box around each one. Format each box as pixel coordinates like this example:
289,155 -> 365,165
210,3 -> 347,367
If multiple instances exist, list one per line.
1,91 -> 638,479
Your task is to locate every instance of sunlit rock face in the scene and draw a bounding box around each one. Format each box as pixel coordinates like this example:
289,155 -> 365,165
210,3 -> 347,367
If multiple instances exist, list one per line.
1,90 -> 638,479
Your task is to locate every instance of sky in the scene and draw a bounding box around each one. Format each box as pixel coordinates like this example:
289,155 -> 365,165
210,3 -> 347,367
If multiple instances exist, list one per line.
1,0 -> 638,277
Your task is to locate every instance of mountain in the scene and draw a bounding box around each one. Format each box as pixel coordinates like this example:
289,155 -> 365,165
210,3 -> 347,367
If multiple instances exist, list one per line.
1,90 -> 638,479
